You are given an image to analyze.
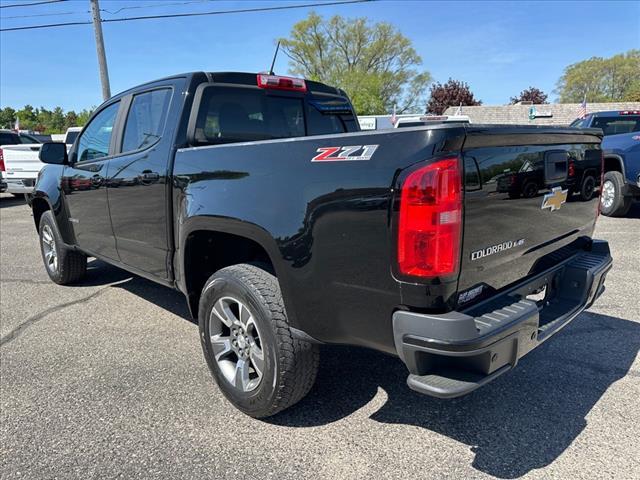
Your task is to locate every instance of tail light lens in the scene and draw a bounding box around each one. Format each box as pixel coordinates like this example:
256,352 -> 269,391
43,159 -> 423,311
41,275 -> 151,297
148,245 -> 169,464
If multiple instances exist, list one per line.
568,160 -> 576,177
398,157 -> 462,278
257,74 -> 307,92
0,148 -> 5,172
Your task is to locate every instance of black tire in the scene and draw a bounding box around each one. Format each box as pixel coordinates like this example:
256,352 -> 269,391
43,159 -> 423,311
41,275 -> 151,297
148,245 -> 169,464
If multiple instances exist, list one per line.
199,263 -> 319,418
522,181 -> 538,198
579,175 -> 596,201
38,210 -> 87,284
600,171 -> 632,217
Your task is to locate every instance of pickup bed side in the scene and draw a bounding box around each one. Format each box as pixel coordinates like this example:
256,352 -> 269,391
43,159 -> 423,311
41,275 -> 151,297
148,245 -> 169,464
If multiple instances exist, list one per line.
174,126 -> 465,353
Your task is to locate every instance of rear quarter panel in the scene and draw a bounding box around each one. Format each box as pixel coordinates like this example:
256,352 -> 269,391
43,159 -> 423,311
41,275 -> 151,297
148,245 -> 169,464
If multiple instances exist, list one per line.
602,132 -> 640,184
173,127 -> 464,353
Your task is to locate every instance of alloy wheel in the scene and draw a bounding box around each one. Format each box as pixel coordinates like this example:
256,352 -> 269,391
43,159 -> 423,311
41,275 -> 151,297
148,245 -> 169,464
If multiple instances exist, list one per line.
601,180 -> 615,209
209,296 -> 265,392
42,225 -> 58,273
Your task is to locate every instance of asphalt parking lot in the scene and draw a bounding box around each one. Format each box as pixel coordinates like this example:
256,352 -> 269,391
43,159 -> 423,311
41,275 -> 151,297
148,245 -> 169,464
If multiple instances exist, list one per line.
1,192 -> 639,480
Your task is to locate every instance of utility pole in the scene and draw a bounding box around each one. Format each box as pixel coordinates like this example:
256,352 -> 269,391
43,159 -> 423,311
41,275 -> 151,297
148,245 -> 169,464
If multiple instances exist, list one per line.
90,0 -> 111,101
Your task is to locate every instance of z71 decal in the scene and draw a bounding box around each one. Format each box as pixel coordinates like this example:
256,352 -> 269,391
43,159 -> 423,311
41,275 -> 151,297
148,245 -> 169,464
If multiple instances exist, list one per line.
311,145 -> 379,162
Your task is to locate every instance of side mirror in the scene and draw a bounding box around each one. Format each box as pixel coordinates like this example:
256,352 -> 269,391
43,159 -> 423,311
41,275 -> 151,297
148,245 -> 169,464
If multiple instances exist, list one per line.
39,142 -> 68,165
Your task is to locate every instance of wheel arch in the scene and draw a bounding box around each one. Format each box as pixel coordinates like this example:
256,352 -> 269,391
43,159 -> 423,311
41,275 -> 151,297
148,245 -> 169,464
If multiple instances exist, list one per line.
31,196 -> 51,231
603,154 -> 625,177
177,217 -> 293,323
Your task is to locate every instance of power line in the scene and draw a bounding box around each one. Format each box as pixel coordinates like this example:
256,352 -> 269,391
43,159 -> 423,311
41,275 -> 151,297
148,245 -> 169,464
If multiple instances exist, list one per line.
0,1 -> 219,21
1,10 -> 80,20
0,0 -> 67,9
0,0 -> 372,32
1,20 -> 89,31
101,0 -> 220,16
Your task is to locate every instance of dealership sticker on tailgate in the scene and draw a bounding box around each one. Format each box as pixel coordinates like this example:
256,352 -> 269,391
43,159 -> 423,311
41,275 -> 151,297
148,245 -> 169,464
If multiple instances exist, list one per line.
312,145 -> 379,162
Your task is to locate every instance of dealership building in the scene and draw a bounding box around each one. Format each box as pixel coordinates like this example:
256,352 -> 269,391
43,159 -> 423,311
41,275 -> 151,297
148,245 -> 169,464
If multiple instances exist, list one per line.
358,102 -> 640,130
442,102 -> 640,126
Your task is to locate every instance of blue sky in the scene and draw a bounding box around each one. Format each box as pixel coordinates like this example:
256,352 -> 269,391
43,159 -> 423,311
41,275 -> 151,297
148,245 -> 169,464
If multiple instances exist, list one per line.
1,0 -> 638,112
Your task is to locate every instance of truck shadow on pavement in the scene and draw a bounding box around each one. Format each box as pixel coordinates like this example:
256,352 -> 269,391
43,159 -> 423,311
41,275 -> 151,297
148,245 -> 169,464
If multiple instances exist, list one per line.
268,312 -> 639,479
625,201 -> 640,219
84,260 -> 639,479
0,195 -> 28,209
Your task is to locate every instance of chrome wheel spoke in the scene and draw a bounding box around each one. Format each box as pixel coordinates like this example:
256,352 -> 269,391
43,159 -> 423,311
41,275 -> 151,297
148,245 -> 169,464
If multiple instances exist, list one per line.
210,334 -> 233,361
238,302 -> 251,328
249,344 -> 264,377
212,299 -> 236,328
233,358 -> 250,390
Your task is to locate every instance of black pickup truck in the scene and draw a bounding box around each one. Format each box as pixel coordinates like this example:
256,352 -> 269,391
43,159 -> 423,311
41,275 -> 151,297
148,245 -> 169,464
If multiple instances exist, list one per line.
31,72 -> 612,417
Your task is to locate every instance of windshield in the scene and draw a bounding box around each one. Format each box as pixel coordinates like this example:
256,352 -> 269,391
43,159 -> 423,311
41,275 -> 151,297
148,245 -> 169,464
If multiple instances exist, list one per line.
65,130 -> 80,145
591,116 -> 640,136
19,134 -> 41,144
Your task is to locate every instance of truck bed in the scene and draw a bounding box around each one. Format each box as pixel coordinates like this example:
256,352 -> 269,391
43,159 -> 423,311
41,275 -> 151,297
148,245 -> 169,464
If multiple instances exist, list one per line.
173,123 -> 603,353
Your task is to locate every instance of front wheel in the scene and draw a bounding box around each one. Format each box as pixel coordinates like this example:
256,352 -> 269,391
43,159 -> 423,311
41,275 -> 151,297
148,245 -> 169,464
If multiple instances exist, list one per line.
600,171 -> 631,217
199,263 -> 319,418
39,211 -> 87,284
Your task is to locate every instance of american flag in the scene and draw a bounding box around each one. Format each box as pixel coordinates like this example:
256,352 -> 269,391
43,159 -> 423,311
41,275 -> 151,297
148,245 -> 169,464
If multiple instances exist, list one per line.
390,104 -> 397,126
577,95 -> 587,119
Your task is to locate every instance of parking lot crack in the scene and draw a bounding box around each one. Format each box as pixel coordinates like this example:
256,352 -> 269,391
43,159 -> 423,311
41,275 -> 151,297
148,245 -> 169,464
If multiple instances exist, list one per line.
0,288 -> 110,348
1,278 -> 52,285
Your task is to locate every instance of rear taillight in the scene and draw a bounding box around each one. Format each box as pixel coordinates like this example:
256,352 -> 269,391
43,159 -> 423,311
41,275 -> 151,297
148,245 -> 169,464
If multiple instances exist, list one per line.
257,74 -> 306,92
619,110 -> 640,115
568,160 -> 576,177
0,148 -> 5,172
398,157 -> 462,278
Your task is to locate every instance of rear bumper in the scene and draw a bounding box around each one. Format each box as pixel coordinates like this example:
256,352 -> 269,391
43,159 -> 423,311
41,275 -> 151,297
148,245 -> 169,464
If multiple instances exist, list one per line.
393,240 -> 612,399
5,178 -> 35,194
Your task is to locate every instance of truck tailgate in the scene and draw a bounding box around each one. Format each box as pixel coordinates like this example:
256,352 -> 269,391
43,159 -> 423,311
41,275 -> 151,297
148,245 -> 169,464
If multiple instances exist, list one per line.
2,144 -> 42,176
458,126 -> 603,301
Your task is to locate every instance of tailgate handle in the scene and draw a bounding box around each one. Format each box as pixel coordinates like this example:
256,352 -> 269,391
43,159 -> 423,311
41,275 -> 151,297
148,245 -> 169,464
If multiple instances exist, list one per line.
544,150 -> 568,184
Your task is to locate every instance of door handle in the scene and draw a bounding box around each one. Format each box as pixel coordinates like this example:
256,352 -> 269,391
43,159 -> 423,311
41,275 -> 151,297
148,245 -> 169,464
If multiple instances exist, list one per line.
138,170 -> 160,184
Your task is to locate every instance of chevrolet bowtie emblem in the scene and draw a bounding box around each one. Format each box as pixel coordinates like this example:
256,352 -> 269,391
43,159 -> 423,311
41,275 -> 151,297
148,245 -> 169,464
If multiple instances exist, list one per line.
541,186 -> 568,212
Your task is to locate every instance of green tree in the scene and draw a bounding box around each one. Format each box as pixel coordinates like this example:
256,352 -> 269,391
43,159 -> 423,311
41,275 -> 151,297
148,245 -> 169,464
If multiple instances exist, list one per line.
0,107 -> 16,129
279,12 -> 431,115
15,105 -> 37,130
76,108 -> 94,126
556,50 -> 640,102
65,111 -> 79,130
50,107 -> 66,133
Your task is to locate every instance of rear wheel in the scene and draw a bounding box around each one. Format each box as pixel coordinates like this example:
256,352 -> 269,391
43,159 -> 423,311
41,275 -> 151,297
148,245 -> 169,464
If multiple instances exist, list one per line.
579,175 -> 596,201
199,263 -> 319,418
600,171 -> 631,217
38,211 -> 87,284
522,181 -> 538,198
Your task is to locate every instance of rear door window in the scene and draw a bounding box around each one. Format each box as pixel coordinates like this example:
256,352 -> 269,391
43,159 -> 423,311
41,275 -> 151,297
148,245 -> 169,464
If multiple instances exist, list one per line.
194,87 -> 305,144
591,116 -> 640,136
122,88 -> 172,152
192,86 -> 355,145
